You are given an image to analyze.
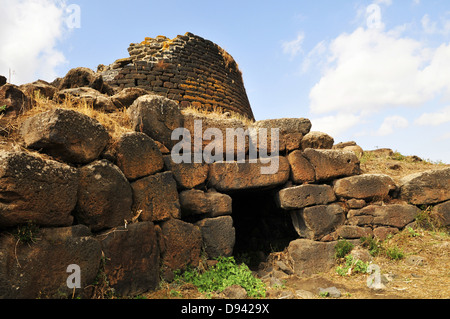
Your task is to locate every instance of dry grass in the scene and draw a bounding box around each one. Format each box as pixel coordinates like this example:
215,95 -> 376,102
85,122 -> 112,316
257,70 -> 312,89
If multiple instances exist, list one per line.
322,229 -> 450,299
181,103 -> 254,127
360,149 -> 450,184
6,91 -> 133,144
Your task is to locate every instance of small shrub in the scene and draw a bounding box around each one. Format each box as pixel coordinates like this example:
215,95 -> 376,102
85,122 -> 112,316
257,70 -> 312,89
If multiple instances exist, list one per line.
174,256 -> 266,298
334,239 -> 354,259
406,226 -> 422,238
319,291 -> 330,298
391,151 -> 406,161
360,236 -> 383,256
385,246 -> 404,260
336,255 -> 369,276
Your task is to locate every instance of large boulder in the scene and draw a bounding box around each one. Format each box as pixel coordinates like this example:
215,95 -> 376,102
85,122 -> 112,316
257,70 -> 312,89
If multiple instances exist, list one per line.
182,112 -> 250,159
347,204 -> 421,229
179,189 -> 232,218
287,150 -> 316,184
0,225 -> 101,299
195,216 -> 235,259
333,174 -> 397,200
111,87 -> 150,109
20,108 -> 110,164
19,80 -> 57,101
127,94 -> 184,150
130,172 -> 180,222
251,118 -> 311,153
113,132 -> 164,181
0,150 -> 78,228
208,157 -> 290,192
433,200 -> 450,227
399,168 -> 450,205
0,84 -> 31,134
276,184 -> 336,210
288,239 -> 337,276
56,87 -> 115,112
75,160 -> 133,232
58,67 -> 114,96
290,204 -> 346,240
335,225 -> 373,239
163,155 -> 209,189
97,222 -> 160,297
159,218 -> 202,282
333,141 -> 364,157
301,131 -> 334,150
303,148 -> 360,182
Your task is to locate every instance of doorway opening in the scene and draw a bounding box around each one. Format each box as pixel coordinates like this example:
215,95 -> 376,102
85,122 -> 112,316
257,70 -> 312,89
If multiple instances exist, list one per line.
230,188 -> 298,269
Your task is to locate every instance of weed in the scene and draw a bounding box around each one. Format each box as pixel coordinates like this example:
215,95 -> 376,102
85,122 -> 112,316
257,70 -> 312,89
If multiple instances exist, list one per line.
169,290 -> 182,298
90,254 -> 116,299
360,236 -> 383,256
13,221 -> 40,245
391,151 -> 406,161
174,256 -> 266,298
0,105 -> 6,113
415,206 -> 444,232
360,152 -> 375,165
319,291 -> 330,298
406,226 -> 422,238
334,239 -> 354,259
336,255 -> 369,276
385,246 -> 404,260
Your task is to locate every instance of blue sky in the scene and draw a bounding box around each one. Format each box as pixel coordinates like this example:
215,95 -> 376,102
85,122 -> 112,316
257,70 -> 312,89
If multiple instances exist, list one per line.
1,0 -> 450,163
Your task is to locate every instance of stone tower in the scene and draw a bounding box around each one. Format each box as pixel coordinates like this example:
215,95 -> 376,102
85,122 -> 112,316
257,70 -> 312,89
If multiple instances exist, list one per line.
101,32 -> 255,120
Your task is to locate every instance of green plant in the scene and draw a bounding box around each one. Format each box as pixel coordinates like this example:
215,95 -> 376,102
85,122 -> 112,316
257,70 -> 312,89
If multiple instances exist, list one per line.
90,255 -> 116,299
13,221 -> 40,245
360,236 -> 383,256
360,152 -> 374,164
0,105 -> 6,112
174,256 -> 266,298
406,226 -> 422,238
169,290 -> 182,298
415,206 -> 443,231
334,239 -> 354,259
385,246 -> 404,260
319,291 -> 330,298
391,151 -> 406,161
336,255 -> 369,276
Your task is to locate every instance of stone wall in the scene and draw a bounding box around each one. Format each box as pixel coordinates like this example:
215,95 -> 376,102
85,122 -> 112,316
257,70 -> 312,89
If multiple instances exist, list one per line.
1,93 -> 449,298
100,33 -> 254,120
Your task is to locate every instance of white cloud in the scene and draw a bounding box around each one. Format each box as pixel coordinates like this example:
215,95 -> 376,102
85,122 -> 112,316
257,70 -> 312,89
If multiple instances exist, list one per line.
282,32 -> 305,58
0,0 -> 70,84
421,14 -> 450,35
301,40 -> 326,73
415,105 -> 450,126
310,113 -> 361,137
375,115 -> 409,136
303,2 -> 450,142
308,27 -> 434,115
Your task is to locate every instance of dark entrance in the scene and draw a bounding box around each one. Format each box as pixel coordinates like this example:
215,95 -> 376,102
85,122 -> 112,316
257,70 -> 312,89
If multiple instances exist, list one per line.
230,188 -> 298,269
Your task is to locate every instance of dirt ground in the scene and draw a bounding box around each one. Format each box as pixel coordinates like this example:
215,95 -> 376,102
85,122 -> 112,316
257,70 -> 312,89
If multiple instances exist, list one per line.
144,228 -> 449,300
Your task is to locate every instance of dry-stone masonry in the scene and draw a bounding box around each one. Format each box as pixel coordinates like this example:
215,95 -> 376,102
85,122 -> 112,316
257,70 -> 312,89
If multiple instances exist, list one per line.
1,33 -> 449,299
101,33 -> 254,120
